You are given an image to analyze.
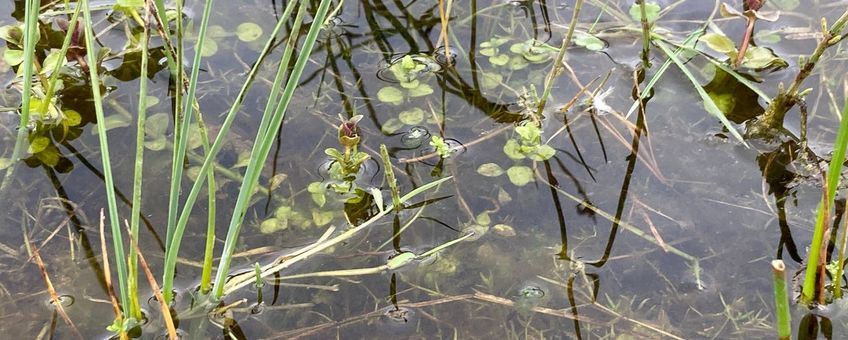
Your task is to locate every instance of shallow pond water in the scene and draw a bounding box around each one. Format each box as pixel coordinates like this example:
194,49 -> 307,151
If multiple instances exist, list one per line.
1,0 -> 848,338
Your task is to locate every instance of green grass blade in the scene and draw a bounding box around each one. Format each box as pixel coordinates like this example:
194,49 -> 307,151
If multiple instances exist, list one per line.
126,1 -> 152,320
624,30 -> 704,119
81,0 -> 130,317
655,39 -> 748,146
0,0 -> 41,194
40,3 -> 82,115
213,0 -> 335,299
159,0 -> 299,303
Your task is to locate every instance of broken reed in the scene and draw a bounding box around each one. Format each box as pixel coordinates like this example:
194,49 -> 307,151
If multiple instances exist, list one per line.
772,260 -> 791,340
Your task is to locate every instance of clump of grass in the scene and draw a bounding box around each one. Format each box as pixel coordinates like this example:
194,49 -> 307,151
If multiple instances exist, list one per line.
800,96 -> 848,306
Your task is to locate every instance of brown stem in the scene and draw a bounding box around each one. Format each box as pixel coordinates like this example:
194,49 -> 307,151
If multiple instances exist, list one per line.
735,17 -> 756,68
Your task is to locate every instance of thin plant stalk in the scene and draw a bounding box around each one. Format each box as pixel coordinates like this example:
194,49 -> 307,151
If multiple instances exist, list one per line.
0,0 -> 41,194
535,0 -> 582,117
638,0 -> 651,67
834,207 -> 848,299
81,0 -> 131,319
772,260 -> 791,340
801,97 -> 848,305
126,0 -> 152,321
39,3 -> 82,115
379,144 -> 401,211
212,0 -> 334,299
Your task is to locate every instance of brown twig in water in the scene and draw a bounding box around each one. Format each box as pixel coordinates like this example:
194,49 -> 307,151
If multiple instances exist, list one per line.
29,237 -> 83,339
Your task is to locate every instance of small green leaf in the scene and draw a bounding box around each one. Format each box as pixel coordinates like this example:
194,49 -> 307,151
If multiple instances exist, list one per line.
489,54 -> 509,65
533,144 -> 556,161
200,37 -> 218,57
259,217 -> 288,234
476,212 -> 491,226
207,25 -> 229,38
145,113 -> 169,136
477,163 -> 504,177
480,72 -> 503,90
493,224 -> 516,237
503,139 -> 525,160
63,110 -> 82,126
0,158 -> 11,170
573,32 -> 605,51
381,118 -> 404,134
507,166 -> 534,186
236,22 -> 263,42
629,1 -> 661,23
407,83 -> 433,97
742,46 -> 788,70
700,33 -> 737,55
28,136 -> 50,154
399,79 -> 420,89
325,148 -> 344,160
377,86 -> 404,105
509,56 -> 529,70
41,50 -> 68,74
370,187 -> 384,212
312,209 -> 334,226
3,48 -> 22,66
34,145 -> 60,167
387,252 -> 416,270
307,181 -> 325,193
275,206 -> 293,219
269,174 -> 287,191
399,108 -> 425,125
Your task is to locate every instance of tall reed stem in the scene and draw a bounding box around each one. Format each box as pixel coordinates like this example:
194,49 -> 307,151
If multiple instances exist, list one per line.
772,260 -> 791,340
0,0 -> 41,195
81,0 -> 131,318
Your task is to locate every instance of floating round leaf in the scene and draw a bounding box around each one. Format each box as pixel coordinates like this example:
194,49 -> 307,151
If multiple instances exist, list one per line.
377,86 -> 404,105
381,118 -> 404,134
236,22 -> 263,42
573,31 -> 606,51
477,163 -> 504,177
507,166 -> 534,186
200,37 -> 218,57
399,108 -> 425,125
312,209 -> 334,226
628,1 -> 661,23
503,139 -> 526,160
407,83 -> 433,98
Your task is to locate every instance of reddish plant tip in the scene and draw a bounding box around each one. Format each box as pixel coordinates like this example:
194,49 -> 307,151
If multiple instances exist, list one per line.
744,0 -> 766,11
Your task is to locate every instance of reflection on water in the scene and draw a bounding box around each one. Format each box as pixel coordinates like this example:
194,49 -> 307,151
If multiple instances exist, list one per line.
1,0 -> 847,338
